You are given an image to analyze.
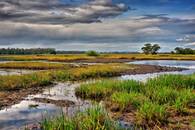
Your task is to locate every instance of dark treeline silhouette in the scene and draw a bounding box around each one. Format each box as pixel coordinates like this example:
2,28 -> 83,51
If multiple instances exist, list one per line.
174,47 -> 195,54
56,51 -> 86,54
0,48 -> 56,55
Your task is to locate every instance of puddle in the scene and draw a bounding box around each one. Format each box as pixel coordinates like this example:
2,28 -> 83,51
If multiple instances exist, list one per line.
0,83 -> 91,130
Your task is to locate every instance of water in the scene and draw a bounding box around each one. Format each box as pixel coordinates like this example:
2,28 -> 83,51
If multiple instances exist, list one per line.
121,60 -> 195,81
129,60 -> 195,69
0,69 -> 36,76
0,83 -> 90,130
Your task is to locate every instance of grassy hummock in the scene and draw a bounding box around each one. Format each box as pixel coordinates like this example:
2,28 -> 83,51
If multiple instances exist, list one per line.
76,74 -> 195,129
0,62 -> 69,70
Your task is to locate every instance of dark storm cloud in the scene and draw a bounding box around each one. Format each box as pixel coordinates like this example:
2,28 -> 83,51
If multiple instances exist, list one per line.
0,0 -> 129,24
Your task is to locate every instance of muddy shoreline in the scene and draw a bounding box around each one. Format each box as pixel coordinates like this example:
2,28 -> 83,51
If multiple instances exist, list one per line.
0,64 -> 185,110
0,84 -> 54,110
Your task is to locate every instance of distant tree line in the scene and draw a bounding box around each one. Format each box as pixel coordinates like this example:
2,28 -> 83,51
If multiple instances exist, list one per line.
141,43 -> 195,55
174,47 -> 195,54
0,48 -> 56,55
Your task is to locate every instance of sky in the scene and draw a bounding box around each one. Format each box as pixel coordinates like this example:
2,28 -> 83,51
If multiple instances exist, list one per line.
0,0 -> 195,52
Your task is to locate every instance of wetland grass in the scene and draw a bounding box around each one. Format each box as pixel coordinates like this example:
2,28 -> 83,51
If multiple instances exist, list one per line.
0,62 -> 70,70
0,64 -> 135,91
1,54 -> 195,62
0,71 -> 53,91
69,64 -> 136,80
76,74 -> 195,129
75,80 -> 142,100
40,105 -> 123,130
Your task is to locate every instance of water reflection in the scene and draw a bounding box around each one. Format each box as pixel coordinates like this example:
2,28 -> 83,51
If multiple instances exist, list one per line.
0,83 -> 90,130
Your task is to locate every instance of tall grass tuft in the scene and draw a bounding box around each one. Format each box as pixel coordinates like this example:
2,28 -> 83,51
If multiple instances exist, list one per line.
147,74 -> 195,89
136,102 -> 167,125
111,92 -> 148,111
40,106 -> 123,130
76,80 -> 142,100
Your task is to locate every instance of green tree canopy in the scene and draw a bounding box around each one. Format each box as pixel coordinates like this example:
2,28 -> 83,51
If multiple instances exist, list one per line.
141,43 -> 161,54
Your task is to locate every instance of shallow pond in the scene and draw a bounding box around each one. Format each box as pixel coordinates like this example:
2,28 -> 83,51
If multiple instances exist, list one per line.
0,60 -> 195,129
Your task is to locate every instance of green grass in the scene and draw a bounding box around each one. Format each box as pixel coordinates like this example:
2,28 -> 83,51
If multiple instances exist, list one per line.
40,105 -> 124,130
111,92 -> 148,111
76,74 -> 195,127
76,80 -> 142,100
147,74 -> 195,89
136,102 -> 167,125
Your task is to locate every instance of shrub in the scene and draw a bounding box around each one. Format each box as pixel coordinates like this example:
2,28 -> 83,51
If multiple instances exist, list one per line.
86,50 -> 99,56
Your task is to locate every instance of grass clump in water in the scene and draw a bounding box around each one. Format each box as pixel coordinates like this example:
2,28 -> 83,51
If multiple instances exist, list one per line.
40,105 -> 123,130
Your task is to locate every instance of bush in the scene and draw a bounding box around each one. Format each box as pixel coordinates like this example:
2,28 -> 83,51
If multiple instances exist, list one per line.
86,50 -> 99,56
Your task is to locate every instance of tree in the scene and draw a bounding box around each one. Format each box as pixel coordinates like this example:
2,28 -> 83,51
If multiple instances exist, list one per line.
174,47 -> 195,54
175,47 -> 183,54
141,43 -> 152,54
151,44 -> 161,54
141,43 -> 161,54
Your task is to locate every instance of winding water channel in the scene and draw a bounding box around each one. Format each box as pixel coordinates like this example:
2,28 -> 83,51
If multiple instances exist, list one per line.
0,60 -> 195,130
